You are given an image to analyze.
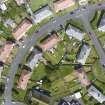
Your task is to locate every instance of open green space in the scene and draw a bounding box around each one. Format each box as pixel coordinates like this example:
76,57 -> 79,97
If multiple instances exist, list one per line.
91,10 -> 103,29
29,0 -> 51,12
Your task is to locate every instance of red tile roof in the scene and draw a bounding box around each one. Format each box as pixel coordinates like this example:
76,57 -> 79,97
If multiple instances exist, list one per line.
12,19 -> 32,40
0,42 -> 13,63
40,33 -> 61,51
18,69 -> 32,90
53,0 -> 75,12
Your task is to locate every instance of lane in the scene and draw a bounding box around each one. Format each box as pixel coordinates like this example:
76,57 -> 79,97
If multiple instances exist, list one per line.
80,16 -> 105,67
4,2 -> 105,105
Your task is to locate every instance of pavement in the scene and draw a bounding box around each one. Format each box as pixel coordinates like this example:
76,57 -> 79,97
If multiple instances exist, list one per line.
4,2 -> 105,105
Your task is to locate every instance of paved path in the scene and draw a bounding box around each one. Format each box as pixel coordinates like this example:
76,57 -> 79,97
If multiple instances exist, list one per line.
80,16 -> 105,67
4,2 -> 105,105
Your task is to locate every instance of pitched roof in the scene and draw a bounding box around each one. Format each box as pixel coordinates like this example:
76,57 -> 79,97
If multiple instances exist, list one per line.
18,67 -> 32,90
34,5 -> 53,23
0,42 -> 13,63
40,33 -> 61,51
77,44 -> 91,65
53,0 -> 75,12
12,19 -> 32,40
26,49 -> 42,69
66,25 -> 85,41
88,85 -> 105,103
31,87 -> 51,104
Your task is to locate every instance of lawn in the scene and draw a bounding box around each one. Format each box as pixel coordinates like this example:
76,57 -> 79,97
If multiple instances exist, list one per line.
92,61 -> 105,83
1,0 -> 27,23
29,0 -> 51,12
43,41 -> 65,65
91,10 -> 103,29
31,62 -> 47,81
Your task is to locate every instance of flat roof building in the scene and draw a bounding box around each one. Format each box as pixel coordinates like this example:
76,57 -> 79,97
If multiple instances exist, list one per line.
66,25 -> 85,41
53,0 -> 75,13
34,5 -> 53,23
88,85 -> 105,103
98,13 -> 105,32
18,66 -> 32,90
0,42 -> 13,63
12,19 -> 32,40
40,33 -> 61,51
77,44 -> 91,65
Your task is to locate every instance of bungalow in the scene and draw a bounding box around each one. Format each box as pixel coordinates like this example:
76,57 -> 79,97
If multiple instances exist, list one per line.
0,42 -> 14,63
14,0 -> 24,6
12,19 -> 32,40
77,44 -> 91,65
30,87 -> 52,105
58,92 -> 85,105
88,85 -> 105,103
17,66 -> 32,90
26,49 -> 42,70
53,0 -> 75,13
40,33 -> 61,51
66,25 -> 85,41
75,64 -> 91,87
98,13 -> 105,32
34,5 -> 53,24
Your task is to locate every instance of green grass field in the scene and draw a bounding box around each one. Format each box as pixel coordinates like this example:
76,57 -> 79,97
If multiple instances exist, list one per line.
30,0 -> 51,12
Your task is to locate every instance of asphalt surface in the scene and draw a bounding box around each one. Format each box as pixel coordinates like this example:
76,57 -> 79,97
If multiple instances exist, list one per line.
4,2 -> 105,105
80,16 -> 105,67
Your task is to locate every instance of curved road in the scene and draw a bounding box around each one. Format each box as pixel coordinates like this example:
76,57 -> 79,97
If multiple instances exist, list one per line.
4,2 -> 105,105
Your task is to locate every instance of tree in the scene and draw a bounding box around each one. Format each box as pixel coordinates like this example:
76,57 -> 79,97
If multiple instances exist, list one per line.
0,82 -> 5,96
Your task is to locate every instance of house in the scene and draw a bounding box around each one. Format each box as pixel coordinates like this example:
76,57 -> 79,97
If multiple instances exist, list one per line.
17,66 -> 32,90
98,13 -> 105,32
40,33 -> 61,51
77,44 -> 91,65
66,25 -> 85,41
0,42 -> 14,63
14,0 -> 24,6
0,0 -> 7,11
26,49 -> 42,69
88,85 -> 105,103
57,92 -> 85,105
75,64 -> 91,87
53,0 -> 75,13
12,19 -> 32,40
4,19 -> 16,29
30,87 -> 52,105
34,5 -> 53,23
